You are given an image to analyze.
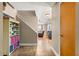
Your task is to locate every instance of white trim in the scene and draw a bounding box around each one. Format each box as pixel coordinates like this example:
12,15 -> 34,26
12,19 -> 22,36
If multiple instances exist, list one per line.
20,43 -> 37,46
51,47 -> 59,56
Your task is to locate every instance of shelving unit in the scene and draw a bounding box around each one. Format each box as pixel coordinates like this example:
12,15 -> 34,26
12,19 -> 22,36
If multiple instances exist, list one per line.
3,15 -> 20,56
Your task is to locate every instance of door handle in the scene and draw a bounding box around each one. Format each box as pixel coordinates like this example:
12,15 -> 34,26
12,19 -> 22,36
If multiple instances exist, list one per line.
60,34 -> 63,37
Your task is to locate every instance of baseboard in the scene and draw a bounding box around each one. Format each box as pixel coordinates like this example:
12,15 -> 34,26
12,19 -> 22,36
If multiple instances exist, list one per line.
51,47 -> 59,56
20,43 -> 37,46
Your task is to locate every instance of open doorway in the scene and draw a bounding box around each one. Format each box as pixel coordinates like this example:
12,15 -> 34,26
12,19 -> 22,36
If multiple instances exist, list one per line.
38,24 -> 52,40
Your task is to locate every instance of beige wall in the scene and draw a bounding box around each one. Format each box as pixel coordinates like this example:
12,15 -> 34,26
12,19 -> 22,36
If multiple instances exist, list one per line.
0,2 -> 3,55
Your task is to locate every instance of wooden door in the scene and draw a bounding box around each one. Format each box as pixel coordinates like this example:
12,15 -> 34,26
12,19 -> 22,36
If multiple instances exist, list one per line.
60,2 -> 76,56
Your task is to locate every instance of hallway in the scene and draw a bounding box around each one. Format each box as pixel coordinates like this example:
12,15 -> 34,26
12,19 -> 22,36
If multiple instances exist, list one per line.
1,2 -> 60,56
11,38 -> 55,56
0,2 -> 79,56
10,38 -> 54,56
11,28 -> 55,56
11,30 -> 55,56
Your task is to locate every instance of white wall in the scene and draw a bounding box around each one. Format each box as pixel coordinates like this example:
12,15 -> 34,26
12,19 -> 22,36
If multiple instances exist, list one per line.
51,4 -> 60,55
0,2 -> 3,56
76,3 -> 79,56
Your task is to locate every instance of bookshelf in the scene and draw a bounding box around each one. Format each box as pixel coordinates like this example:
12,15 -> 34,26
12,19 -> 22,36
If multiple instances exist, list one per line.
3,15 -> 20,56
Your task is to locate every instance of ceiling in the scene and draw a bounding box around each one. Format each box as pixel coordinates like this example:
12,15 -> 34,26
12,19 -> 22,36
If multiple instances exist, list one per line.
10,2 -> 56,24
10,2 -> 55,10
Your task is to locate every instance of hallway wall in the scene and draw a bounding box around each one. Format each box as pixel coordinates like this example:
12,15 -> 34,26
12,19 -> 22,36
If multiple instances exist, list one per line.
76,3 -> 79,56
51,4 -> 60,55
0,2 -> 3,55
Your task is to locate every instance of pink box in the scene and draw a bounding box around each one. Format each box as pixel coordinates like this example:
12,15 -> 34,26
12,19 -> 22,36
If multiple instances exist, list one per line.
18,35 -> 20,41
11,35 -> 20,49
14,43 -> 17,49
11,36 -> 16,45
16,35 -> 20,42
